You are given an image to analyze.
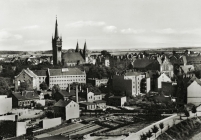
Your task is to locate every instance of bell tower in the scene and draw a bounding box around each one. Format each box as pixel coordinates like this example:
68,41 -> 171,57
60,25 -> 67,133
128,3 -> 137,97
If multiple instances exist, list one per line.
52,17 -> 62,65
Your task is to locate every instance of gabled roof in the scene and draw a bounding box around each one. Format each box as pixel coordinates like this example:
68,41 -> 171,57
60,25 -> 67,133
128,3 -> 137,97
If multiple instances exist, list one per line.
49,68 -> 85,76
54,99 -> 72,107
32,70 -> 47,76
15,68 -> 38,79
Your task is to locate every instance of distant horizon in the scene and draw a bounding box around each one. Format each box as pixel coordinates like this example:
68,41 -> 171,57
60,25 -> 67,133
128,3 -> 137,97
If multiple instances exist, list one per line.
0,46 -> 201,52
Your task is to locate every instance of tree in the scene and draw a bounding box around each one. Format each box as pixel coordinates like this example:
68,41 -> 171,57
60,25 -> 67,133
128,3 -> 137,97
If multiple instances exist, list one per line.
0,77 -> 10,95
40,82 -> 48,90
192,105 -> 197,117
35,103 -> 43,109
140,133 -> 147,140
18,81 -> 29,91
146,130 -> 152,140
52,84 -> 60,98
159,122 -> 164,134
184,110 -> 190,119
151,125 -> 159,137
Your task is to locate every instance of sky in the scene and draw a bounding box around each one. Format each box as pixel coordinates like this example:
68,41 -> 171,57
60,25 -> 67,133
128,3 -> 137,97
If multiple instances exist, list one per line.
1,0 -> 201,51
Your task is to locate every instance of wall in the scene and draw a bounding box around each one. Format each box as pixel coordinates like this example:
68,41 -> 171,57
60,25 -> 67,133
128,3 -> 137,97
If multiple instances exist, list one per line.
0,115 -> 16,121
42,117 -> 61,129
146,78 -> 151,93
65,101 -> 79,120
124,114 -> 177,140
187,81 -> 201,105
158,73 -> 171,89
36,100 -> 45,106
113,75 -> 132,96
87,92 -> 94,102
16,122 -> 26,136
0,96 -> 12,115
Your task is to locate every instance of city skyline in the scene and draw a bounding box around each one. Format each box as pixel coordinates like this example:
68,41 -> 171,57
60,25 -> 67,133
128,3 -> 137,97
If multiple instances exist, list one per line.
1,0 -> 201,51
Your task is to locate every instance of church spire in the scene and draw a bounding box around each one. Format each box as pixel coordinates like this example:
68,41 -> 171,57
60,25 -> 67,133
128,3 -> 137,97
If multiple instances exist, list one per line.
75,40 -> 79,52
54,16 -> 59,39
83,40 -> 87,58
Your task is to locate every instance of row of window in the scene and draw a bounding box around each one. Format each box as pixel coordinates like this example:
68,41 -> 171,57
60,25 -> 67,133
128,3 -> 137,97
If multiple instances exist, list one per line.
51,75 -> 85,78
50,79 -> 85,82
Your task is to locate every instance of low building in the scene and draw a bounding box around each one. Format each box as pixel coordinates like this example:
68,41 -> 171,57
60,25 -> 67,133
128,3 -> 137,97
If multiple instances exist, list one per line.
11,91 -> 39,108
32,70 -> 47,85
39,117 -> 61,129
87,78 -> 109,87
54,99 -> 79,120
0,95 -> 12,115
187,78 -> 201,106
79,102 -> 97,110
107,96 -> 127,107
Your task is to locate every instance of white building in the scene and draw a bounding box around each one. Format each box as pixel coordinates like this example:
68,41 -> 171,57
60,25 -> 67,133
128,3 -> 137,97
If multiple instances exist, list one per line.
124,71 -> 146,96
187,78 -> 201,106
105,59 -> 110,67
48,68 -> 86,90
157,73 -> 171,89
0,95 -> 12,115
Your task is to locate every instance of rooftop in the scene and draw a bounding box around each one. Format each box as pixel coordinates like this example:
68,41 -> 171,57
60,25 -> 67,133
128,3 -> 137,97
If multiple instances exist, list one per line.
49,68 -> 85,76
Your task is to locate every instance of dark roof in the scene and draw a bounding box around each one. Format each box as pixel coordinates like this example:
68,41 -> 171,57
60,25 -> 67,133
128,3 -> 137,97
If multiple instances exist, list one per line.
79,102 -> 96,105
125,71 -> 142,76
32,70 -> 47,76
49,68 -> 85,76
133,59 -> 159,69
58,90 -> 76,97
70,96 -> 86,102
93,100 -> 106,103
62,52 -> 84,63
12,91 -> 39,101
54,99 -> 72,107
109,96 -> 125,99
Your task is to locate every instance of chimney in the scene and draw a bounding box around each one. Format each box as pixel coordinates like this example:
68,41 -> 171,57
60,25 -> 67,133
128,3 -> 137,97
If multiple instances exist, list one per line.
68,84 -> 70,93
86,88 -> 88,94
76,85 -> 78,103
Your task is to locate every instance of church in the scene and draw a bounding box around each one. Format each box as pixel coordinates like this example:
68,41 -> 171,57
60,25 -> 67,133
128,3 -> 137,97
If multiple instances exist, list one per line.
52,18 -> 88,66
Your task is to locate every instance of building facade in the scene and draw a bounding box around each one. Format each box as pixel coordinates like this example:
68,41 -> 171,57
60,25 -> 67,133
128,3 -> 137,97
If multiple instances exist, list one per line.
157,73 -> 171,89
14,68 -> 39,91
0,95 -> 12,115
48,68 -> 86,90
187,79 -> 201,106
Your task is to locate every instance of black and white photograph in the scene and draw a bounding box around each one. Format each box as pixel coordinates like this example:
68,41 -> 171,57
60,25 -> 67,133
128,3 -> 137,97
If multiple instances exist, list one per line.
1,0 -> 201,140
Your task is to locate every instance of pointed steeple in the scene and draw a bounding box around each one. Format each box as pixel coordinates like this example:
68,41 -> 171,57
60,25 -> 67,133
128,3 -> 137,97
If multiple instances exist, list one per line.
83,40 -> 87,58
75,40 -> 79,52
83,40 -> 87,52
54,16 -> 59,39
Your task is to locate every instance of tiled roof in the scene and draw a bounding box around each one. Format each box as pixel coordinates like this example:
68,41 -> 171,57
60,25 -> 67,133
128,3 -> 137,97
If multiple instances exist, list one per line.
79,102 -> 96,105
49,68 -> 85,76
32,70 -> 47,76
185,56 -> 201,64
62,52 -> 84,63
12,91 -> 39,100
109,96 -> 125,99
59,90 -> 76,97
133,59 -> 154,68
54,99 -> 72,107
93,100 -> 106,103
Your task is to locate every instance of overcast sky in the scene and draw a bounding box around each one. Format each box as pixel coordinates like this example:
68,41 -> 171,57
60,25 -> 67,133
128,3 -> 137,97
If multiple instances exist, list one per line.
1,0 -> 201,51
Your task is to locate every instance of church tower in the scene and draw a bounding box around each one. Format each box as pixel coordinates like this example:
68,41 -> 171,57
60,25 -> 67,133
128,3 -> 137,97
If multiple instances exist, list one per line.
52,17 -> 62,65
